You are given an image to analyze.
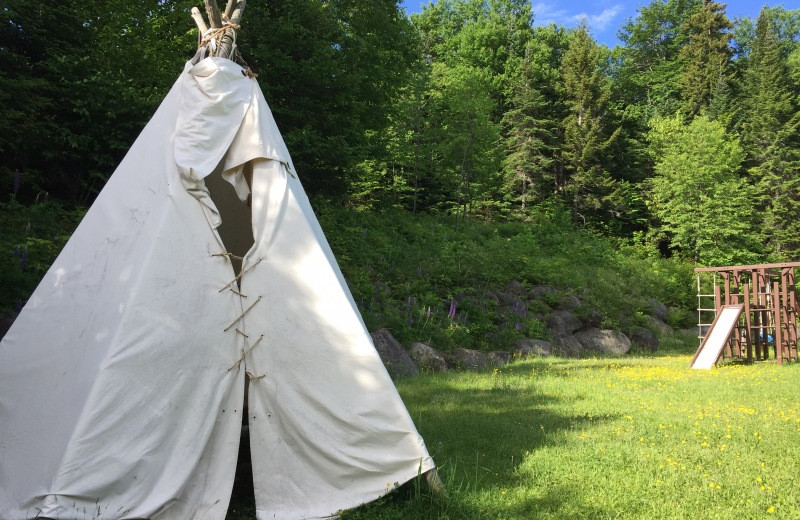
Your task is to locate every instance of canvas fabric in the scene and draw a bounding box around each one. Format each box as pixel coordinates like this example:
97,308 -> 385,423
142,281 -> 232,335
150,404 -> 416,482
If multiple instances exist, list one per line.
0,57 -> 433,520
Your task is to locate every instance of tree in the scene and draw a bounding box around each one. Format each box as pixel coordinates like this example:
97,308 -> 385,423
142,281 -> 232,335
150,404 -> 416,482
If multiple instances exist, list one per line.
413,0 -> 533,117
679,0 -> 733,117
428,62 -> 501,228
560,21 -> 619,226
501,50 -> 558,212
647,115 -> 759,265
241,0 -> 419,197
617,0 -> 701,120
741,9 -> 797,166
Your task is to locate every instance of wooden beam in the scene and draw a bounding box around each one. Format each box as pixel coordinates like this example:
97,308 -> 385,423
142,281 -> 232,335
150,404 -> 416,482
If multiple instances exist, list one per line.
694,262 -> 800,273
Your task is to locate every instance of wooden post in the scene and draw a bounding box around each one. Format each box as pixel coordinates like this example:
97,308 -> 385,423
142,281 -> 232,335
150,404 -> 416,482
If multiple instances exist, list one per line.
744,283 -> 753,363
773,281 -> 783,364
783,267 -> 798,362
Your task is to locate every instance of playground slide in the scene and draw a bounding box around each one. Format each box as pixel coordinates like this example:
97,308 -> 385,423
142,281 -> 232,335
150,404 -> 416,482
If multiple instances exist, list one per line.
690,305 -> 743,370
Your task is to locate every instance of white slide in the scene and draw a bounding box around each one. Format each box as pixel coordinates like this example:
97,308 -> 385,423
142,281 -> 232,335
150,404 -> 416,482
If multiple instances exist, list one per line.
691,305 -> 743,369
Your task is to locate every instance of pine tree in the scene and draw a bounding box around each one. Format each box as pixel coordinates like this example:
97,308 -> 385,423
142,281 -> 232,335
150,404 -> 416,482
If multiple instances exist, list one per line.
742,10 -> 800,258
679,0 -> 733,117
560,21 -> 619,226
501,52 -> 557,211
742,9 -> 795,168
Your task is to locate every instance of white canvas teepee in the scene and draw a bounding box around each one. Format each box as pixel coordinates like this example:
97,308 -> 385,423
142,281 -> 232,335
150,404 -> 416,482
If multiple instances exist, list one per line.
0,54 -> 434,519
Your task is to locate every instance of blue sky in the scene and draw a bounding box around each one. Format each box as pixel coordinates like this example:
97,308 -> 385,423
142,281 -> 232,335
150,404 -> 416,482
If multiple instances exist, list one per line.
399,0 -> 789,48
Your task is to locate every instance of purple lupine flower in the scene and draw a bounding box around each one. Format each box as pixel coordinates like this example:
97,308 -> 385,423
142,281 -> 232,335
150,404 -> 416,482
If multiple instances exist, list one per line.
13,169 -> 21,195
19,249 -> 28,269
448,299 -> 457,320
416,267 -> 422,276
514,320 -> 523,331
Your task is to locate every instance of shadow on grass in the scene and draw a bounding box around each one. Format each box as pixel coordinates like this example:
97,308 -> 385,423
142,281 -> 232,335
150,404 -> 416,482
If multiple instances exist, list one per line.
228,364 -> 616,519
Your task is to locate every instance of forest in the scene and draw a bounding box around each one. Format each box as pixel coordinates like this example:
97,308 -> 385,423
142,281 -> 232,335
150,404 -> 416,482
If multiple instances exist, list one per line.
2,0 -> 800,308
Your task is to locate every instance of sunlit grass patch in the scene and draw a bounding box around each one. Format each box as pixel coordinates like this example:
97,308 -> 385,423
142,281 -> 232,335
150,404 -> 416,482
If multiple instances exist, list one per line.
227,353 -> 800,519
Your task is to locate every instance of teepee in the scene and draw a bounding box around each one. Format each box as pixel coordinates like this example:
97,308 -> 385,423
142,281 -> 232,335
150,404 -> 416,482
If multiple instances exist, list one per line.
0,3 -> 436,519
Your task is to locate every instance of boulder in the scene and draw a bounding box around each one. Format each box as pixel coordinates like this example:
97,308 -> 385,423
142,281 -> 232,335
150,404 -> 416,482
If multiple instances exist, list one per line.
487,350 -> 512,366
512,338 -> 554,358
645,315 -> 673,336
370,329 -> 419,379
557,294 -> 582,311
630,326 -> 659,351
529,285 -> 558,299
547,310 -> 583,336
408,342 -> 450,372
647,298 -> 669,322
506,280 -> 526,295
580,309 -> 603,328
551,333 -> 585,357
446,348 -> 490,371
575,327 -> 632,355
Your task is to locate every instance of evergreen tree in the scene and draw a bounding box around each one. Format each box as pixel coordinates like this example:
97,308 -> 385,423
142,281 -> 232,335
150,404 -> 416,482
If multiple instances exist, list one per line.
741,9 -> 796,167
679,0 -> 733,117
758,114 -> 800,259
560,21 -> 619,226
617,0 -> 701,121
742,9 -> 800,258
501,49 -> 558,212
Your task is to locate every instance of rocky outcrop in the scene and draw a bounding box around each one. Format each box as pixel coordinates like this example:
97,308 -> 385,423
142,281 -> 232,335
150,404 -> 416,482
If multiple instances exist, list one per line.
446,348 -> 490,370
547,311 -> 583,336
513,338 -> 554,358
575,328 -> 632,355
408,342 -> 450,372
487,350 -> 512,366
371,328 -> 419,379
630,326 -> 659,351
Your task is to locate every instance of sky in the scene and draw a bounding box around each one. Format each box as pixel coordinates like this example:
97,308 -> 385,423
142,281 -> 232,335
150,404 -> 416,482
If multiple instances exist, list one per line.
399,0 -> 791,48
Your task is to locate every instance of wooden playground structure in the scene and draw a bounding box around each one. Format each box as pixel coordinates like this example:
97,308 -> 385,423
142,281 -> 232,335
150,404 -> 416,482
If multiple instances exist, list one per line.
693,262 -> 799,366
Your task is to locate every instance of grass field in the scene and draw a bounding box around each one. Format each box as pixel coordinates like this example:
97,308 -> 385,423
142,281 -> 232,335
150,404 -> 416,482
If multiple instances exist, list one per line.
228,339 -> 800,519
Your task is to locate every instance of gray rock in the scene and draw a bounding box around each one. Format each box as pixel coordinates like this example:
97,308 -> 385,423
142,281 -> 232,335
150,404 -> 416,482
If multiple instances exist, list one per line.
581,309 -> 603,328
630,326 -> 659,351
506,280 -> 526,295
446,348 -> 490,370
551,333 -> 585,357
408,342 -> 450,372
647,298 -> 669,322
513,338 -> 554,358
558,294 -> 582,311
529,285 -> 558,299
370,329 -> 419,379
575,327 -> 632,355
488,351 -> 513,366
645,315 -> 673,336
547,310 -> 583,336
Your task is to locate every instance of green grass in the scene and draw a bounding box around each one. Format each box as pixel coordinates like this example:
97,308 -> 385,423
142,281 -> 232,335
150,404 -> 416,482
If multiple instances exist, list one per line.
229,338 -> 800,519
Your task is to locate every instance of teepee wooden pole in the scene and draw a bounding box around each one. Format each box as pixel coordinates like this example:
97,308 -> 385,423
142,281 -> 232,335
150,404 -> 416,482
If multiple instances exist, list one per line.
190,7 -> 208,36
204,0 -> 223,28
190,1 -> 248,65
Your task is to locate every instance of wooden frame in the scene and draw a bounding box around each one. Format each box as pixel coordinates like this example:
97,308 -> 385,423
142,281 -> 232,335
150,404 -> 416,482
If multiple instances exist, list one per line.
695,263 -> 800,364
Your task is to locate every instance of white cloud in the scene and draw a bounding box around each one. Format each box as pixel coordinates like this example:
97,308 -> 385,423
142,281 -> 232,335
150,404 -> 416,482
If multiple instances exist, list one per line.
533,2 -> 622,32
531,2 -> 570,26
570,5 -> 623,31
